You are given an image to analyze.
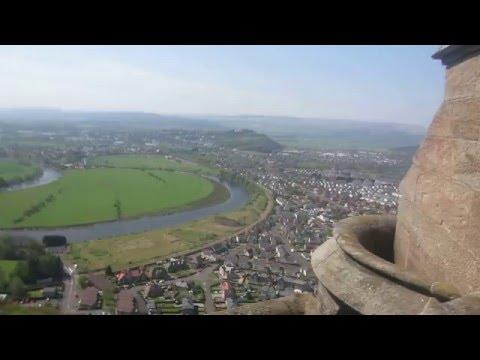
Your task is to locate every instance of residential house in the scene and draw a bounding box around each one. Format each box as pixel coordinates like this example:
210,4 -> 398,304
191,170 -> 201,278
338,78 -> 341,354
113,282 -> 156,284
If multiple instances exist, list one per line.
143,283 -> 164,298
165,257 -> 187,273
174,280 -> 189,289
200,249 -> 217,263
146,266 -> 169,280
275,245 -> 290,260
79,287 -> 100,310
116,267 -> 148,286
249,272 -> 270,285
116,290 -> 137,315
244,248 -> 254,259
88,274 -> 114,292
210,242 -> 228,254
276,277 -> 311,293
220,281 -> 235,302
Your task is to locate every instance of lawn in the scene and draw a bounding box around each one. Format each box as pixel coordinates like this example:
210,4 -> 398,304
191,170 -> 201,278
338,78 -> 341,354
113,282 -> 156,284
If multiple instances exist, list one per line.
0,168 -> 217,229
89,154 -> 216,175
0,160 -> 41,183
0,303 -> 59,315
64,188 -> 270,273
0,260 -> 21,280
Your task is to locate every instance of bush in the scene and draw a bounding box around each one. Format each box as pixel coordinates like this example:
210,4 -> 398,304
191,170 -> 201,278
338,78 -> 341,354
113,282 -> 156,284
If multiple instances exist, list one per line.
78,275 -> 90,289
8,277 -> 26,299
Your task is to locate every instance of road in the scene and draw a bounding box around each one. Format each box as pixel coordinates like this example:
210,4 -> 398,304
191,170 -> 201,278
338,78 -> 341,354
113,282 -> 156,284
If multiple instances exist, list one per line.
194,265 -> 216,314
59,265 -> 78,314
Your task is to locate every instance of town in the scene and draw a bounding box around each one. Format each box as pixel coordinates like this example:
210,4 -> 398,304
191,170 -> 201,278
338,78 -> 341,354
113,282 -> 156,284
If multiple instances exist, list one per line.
0,122 -> 406,315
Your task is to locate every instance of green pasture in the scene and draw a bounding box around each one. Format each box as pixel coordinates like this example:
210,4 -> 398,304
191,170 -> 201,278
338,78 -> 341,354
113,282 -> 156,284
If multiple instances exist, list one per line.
0,168 -> 215,229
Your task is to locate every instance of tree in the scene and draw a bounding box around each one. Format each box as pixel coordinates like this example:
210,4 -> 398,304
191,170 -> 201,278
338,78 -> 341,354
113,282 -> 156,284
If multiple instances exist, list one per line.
78,275 -> 89,289
8,277 -> 26,299
0,268 -> 5,292
105,265 -> 113,276
195,255 -> 204,269
13,261 -> 30,283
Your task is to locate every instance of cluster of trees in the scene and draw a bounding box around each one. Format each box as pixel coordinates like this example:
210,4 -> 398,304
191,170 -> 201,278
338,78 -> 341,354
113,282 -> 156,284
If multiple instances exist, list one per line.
0,237 -> 64,298
13,193 -> 56,224
218,170 -> 262,195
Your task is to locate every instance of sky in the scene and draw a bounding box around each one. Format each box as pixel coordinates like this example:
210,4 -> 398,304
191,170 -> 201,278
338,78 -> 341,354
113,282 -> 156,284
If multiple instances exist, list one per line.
0,45 -> 444,126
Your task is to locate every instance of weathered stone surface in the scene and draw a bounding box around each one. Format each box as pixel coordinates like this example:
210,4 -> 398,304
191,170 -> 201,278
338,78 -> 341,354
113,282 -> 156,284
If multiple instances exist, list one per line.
395,49 -> 480,295
217,293 -> 321,315
421,292 -> 480,315
312,236 -> 432,315
444,55 -> 480,100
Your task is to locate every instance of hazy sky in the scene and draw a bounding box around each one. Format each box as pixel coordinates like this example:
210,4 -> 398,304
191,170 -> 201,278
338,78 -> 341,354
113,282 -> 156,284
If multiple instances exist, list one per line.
0,45 -> 444,126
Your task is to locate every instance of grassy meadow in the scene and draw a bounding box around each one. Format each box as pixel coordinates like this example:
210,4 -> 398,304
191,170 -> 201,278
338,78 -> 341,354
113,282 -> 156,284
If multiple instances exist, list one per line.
89,154 -> 216,175
0,168 -> 215,229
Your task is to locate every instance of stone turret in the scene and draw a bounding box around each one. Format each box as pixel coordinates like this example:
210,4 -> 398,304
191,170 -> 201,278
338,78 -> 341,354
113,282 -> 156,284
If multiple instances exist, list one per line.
395,45 -> 480,295
222,46 -> 480,315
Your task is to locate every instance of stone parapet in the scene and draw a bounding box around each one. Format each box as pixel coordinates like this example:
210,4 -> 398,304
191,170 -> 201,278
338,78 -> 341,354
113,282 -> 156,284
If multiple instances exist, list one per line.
395,46 -> 480,294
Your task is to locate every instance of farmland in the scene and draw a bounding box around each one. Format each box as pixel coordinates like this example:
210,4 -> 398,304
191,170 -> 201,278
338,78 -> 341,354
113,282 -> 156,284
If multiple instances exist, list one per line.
89,154 -> 216,175
0,168 -> 219,229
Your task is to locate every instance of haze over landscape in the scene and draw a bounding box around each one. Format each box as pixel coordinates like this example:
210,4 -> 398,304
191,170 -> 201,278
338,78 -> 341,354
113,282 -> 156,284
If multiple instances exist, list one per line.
0,45 -> 442,125
2,45 -> 464,316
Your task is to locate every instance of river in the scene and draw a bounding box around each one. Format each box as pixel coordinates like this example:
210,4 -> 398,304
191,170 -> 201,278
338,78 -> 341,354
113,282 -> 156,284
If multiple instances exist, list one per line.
0,168 -> 249,243
1,168 -> 62,192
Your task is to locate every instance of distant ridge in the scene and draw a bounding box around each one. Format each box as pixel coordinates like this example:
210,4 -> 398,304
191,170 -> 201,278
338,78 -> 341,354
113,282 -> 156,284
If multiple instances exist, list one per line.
0,108 -> 426,150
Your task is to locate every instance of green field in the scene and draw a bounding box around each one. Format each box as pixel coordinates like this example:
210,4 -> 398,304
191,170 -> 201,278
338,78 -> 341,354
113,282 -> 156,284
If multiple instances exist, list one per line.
0,260 -> 21,280
0,168 -> 217,229
65,188 -> 271,272
0,161 -> 41,183
0,303 -> 59,315
89,154 -> 216,175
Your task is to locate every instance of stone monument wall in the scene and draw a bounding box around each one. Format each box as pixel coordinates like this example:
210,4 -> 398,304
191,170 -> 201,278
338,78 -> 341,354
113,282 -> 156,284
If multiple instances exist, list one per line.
395,51 -> 480,294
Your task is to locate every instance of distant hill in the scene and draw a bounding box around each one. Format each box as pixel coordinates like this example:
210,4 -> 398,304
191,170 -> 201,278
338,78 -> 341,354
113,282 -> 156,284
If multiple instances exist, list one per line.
0,108 -> 427,150
209,129 -> 283,153
204,115 -> 426,151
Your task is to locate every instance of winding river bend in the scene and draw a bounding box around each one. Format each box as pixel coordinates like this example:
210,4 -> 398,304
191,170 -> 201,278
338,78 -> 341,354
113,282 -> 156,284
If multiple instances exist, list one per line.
0,168 -> 249,243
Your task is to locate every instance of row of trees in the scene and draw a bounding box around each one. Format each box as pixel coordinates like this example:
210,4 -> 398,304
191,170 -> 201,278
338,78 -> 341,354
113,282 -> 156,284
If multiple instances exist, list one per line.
13,193 -> 56,224
146,171 -> 166,183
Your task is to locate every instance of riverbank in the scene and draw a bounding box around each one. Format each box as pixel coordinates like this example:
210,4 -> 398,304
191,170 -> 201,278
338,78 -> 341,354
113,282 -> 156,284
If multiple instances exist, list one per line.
64,184 -> 272,273
0,160 -> 43,189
